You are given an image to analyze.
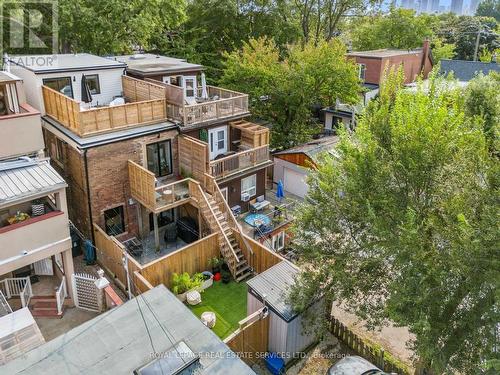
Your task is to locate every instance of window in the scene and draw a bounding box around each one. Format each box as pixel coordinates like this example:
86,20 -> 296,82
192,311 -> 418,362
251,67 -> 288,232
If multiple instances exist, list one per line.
184,76 -> 196,98
85,74 -> 100,94
358,64 -> 366,81
43,77 -> 73,98
104,206 -> 125,235
146,140 -> 173,177
241,174 -> 257,198
272,231 -> 285,251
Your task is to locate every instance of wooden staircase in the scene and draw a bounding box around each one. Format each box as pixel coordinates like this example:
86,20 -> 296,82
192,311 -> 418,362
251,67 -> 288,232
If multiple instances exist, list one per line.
29,296 -> 63,319
193,176 -> 254,282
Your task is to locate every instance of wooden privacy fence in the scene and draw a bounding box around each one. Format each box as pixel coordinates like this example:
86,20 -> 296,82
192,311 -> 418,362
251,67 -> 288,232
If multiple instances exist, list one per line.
209,145 -> 269,179
42,75 -> 167,137
178,135 -> 209,181
330,317 -> 411,375
224,308 -> 270,366
128,160 -> 156,210
233,232 -> 286,274
140,233 -> 220,288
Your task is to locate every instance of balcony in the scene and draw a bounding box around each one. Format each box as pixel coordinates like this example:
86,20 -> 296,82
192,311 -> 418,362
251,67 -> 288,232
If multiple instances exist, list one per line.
42,76 -> 167,137
0,198 -> 69,264
0,103 -> 43,159
178,120 -> 271,181
159,82 -> 249,127
128,160 -> 199,213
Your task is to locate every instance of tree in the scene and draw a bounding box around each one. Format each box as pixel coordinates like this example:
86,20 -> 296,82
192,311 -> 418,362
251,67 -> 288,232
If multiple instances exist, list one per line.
58,0 -> 186,54
476,0 -> 500,22
431,38 -> 456,62
289,70 -> 499,373
161,0 -> 301,81
220,37 -> 360,149
293,0 -> 373,44
350,8 -> 437,51
464,72 -> 500,153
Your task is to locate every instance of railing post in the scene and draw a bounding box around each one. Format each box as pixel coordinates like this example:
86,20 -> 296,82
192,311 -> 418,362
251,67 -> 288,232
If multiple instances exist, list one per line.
4,280 -> 10,299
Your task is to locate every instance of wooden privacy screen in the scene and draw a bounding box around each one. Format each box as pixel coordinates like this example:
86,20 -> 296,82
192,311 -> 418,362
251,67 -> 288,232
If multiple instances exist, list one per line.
140,233 -> 220,288
178,135 -> 209,181
225,309 -> 270,366
128,160 -> 156,210
122,76 -> 166,101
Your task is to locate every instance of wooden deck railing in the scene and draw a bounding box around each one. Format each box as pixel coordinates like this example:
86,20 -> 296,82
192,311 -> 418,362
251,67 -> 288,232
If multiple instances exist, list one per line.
209,145 -> 269,179
42,76 -> 167,137
154,82 -> 249,126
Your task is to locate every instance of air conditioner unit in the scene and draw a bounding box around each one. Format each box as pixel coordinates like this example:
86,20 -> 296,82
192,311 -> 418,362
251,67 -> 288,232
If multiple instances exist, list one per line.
241,193 -> 250,202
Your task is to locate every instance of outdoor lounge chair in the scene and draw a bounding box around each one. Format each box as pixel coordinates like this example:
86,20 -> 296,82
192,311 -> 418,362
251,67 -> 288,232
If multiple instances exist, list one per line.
250,195 -> 271,212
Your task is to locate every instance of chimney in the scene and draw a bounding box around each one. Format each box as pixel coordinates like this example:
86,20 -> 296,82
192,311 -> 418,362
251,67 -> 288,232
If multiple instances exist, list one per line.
420,38 -> 431,77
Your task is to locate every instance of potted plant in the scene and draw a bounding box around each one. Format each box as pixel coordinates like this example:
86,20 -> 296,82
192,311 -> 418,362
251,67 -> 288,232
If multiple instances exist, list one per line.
201,271 -> 214,289
31,198 -> 45,217
221,262 -> 231,284
208,257 -> 223,274
7,211 -> 30,225
171,272 -> 204,302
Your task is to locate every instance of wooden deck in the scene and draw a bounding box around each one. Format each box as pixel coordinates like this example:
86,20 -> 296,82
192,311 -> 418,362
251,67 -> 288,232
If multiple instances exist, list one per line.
42,76 -> 167,137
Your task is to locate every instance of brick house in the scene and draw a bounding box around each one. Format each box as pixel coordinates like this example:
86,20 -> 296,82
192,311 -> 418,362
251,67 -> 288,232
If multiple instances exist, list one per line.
324,40 -> 433,132
10,53 -> 272,282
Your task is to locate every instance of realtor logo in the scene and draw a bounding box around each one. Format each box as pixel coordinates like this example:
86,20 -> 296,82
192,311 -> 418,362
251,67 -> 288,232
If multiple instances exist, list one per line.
1,0 -> 58,64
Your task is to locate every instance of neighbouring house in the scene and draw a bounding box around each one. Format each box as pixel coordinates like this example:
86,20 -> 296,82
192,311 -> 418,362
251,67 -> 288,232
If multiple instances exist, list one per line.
2,285 -> 257,374
0,70 -> 74,320
273,136 -> 339,198
247,260 -> 323,364
9,52 -> 272,286
439,59 -> 500,82
324,40 -> 433,133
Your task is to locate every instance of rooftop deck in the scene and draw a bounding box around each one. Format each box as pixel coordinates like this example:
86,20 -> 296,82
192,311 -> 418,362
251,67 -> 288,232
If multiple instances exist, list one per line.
42,76 -> 167,137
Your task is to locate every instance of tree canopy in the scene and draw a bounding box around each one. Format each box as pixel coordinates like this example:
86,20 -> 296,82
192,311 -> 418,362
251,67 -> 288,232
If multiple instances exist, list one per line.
220,37 -> 360,149
289,71 -> 499,373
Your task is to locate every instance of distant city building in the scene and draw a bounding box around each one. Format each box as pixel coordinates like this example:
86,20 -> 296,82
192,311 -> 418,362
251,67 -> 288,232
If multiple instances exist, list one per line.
419,0 -> 430,13
431,0 -> 441,12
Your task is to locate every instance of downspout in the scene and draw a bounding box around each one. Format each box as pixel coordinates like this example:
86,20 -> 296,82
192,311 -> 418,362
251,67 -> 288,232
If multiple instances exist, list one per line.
84,149 -> 95,244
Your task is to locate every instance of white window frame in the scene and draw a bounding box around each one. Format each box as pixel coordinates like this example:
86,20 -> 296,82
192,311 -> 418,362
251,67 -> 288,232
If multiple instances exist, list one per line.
272,231 -> 285,251
358,64 -> 366,81
241,174 -> 257,198
183,76 -> 197,98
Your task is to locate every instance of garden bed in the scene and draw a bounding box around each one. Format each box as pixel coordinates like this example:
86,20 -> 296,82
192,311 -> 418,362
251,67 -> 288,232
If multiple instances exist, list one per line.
187,280 -> 247,339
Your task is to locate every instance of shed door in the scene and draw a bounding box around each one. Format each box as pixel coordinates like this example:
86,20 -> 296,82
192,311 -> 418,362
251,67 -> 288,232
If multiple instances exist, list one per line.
283,167 -> 308,198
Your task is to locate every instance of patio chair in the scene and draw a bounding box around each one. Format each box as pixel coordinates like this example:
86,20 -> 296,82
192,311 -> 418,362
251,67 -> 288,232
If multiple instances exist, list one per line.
250,195 -> 270,212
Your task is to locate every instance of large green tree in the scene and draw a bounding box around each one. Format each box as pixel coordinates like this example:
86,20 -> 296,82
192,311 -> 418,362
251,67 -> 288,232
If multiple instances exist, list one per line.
220,37 -> 360,149
476,0 -> 500,22
58,0 -> 186,54
289,71 -> 499,373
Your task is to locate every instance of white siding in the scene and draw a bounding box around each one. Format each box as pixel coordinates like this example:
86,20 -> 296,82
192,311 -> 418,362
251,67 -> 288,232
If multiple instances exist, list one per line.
268,312 -> 288,358
10,66 -> 125,114
285,304 -> 321,359
325,112 -> 334,130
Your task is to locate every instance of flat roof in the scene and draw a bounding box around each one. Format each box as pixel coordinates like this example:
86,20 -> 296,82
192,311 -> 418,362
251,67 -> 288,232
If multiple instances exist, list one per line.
9,53 -> 126,74
3,285 -> 256,374
247,260 -> 300,322
112,54 -> 204,76
43,116 -> 179,149
0,158 -> 66,207
347,48 -> 423,58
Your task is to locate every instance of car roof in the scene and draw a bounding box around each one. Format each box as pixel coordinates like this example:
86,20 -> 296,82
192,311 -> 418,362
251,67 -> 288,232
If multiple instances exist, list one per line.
328,356 -> 382,375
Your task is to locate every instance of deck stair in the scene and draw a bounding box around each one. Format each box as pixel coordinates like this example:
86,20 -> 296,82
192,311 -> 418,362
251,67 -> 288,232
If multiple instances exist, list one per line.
29,296 -> 63,318
194,176 -> 254,282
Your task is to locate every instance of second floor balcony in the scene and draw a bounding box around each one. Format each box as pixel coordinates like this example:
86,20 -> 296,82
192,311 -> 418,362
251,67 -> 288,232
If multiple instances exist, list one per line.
159,82 -> 249,127
178,120 -> 271,181
42,76 -> 167,137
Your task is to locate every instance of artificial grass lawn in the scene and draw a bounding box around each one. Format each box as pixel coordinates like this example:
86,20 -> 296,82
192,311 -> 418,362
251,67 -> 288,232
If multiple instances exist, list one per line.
187,280 -> 247,339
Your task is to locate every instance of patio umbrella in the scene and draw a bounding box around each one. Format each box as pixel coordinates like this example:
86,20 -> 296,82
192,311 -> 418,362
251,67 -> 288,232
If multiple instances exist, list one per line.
276,180 -> 285,202
81,75 -> 93,104
201,72 -> 209,99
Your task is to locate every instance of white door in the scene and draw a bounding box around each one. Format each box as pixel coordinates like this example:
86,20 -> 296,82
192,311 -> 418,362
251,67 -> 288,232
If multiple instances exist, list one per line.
33,257 -> 54,276
284,167 -> 308,198
220,187 -> 228,201
209,125 -> 228,160
183,76 -> 197,101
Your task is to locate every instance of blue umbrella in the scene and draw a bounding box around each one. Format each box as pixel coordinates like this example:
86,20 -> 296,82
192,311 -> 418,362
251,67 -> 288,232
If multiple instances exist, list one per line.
276,180 -> 285,202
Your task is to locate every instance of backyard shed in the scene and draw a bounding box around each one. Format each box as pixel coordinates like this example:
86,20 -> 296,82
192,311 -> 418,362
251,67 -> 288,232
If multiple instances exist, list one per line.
247,261 -> 321,364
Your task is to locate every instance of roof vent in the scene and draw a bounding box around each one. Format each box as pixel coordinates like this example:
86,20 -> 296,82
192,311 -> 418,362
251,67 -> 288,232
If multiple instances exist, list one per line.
131,54 -> 147,60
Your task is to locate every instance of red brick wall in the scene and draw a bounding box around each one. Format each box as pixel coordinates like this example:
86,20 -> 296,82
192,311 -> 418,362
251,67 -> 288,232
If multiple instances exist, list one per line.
86,129 -> 179,238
